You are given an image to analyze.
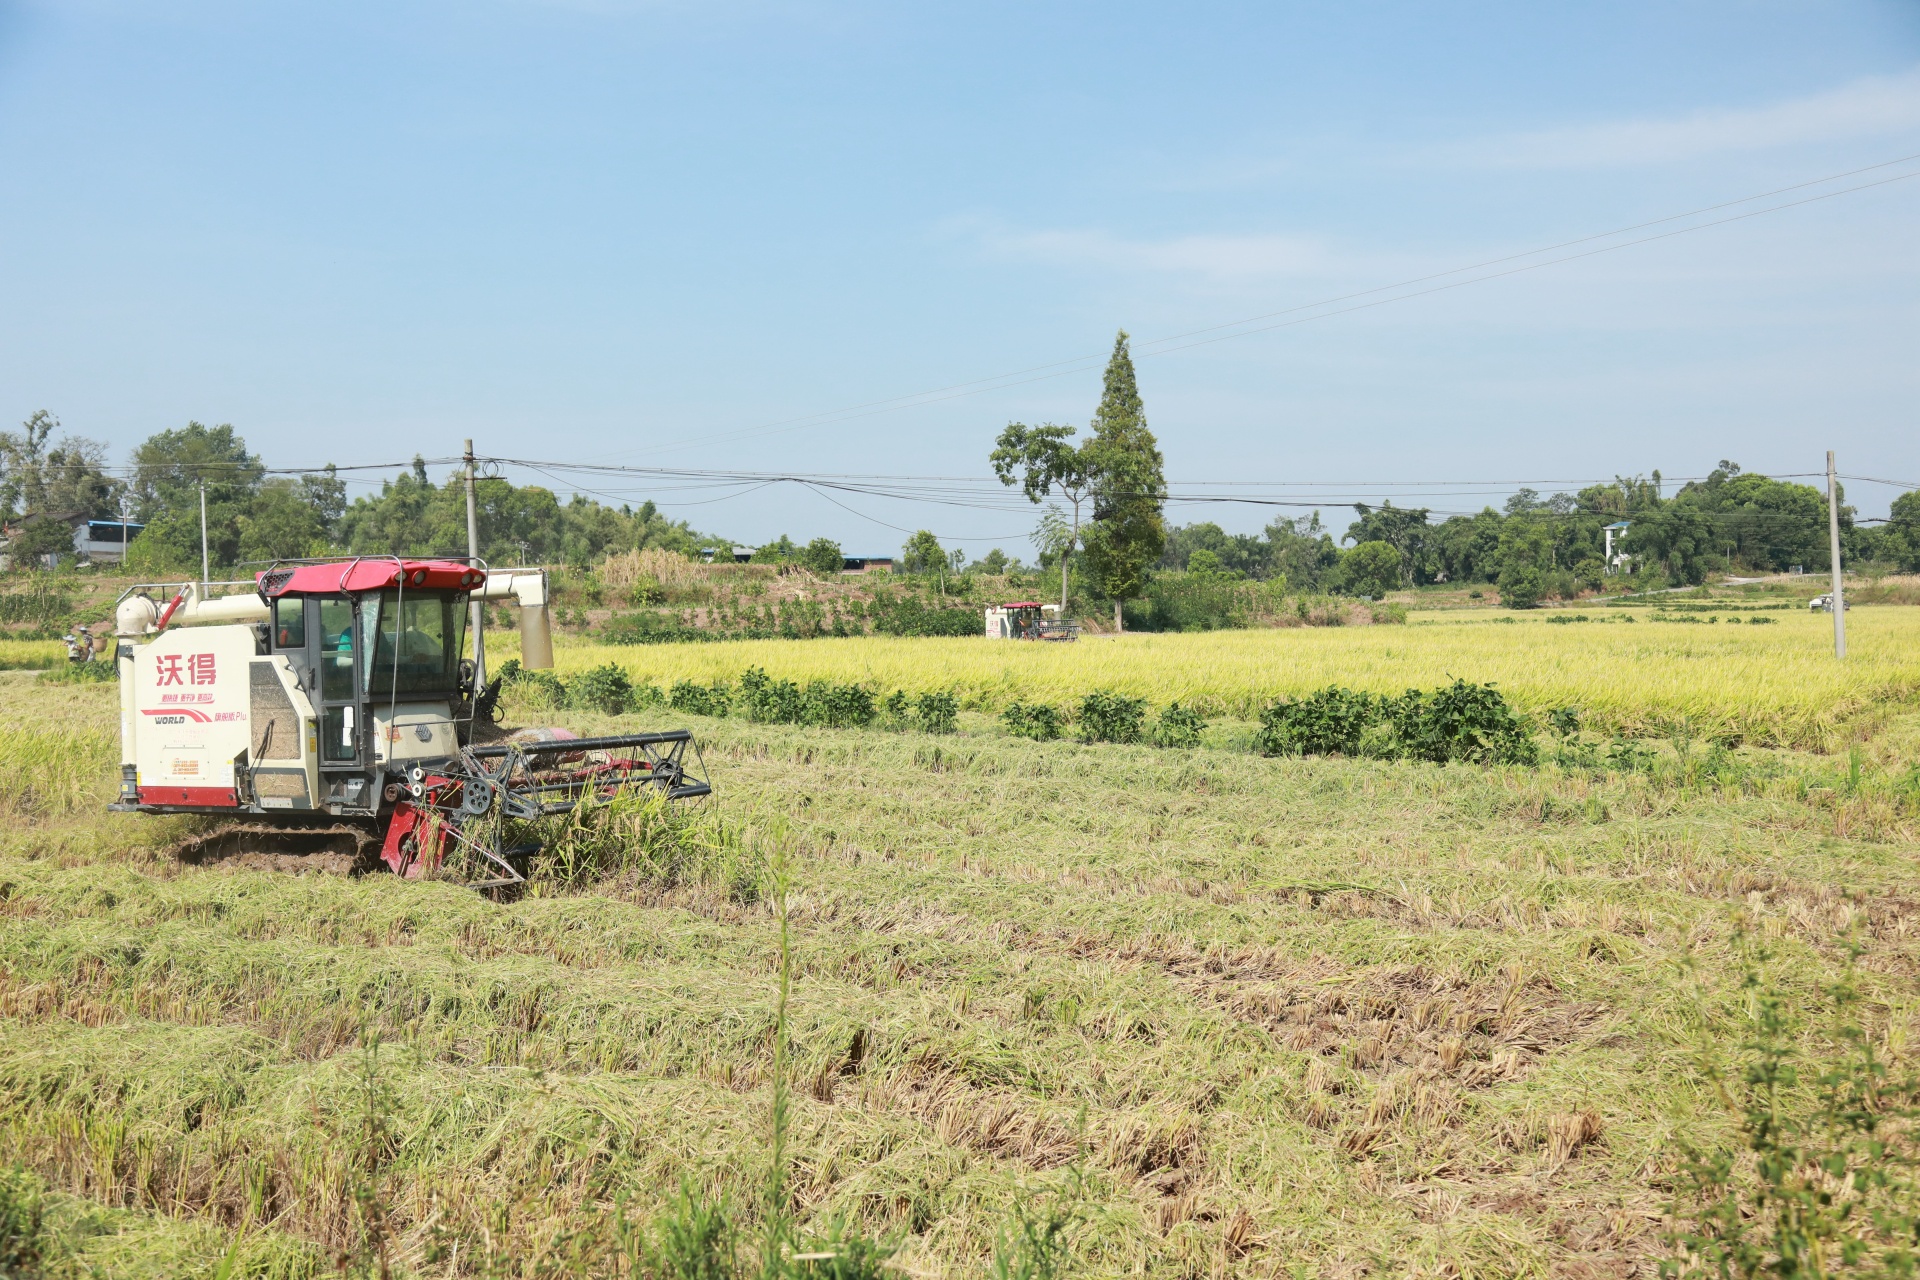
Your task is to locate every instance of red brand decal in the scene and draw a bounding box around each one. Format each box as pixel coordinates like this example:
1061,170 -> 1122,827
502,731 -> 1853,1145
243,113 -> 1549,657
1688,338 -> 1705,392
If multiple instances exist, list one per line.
188,653 -> 216,685
155,654 -> 183,686
143,708 -> 210,723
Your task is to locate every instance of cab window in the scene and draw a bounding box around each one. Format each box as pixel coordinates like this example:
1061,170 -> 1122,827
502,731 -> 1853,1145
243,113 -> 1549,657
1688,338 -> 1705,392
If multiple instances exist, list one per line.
364,591 -> 466,697
273,597 -> 305,649
318,598 -> 355,703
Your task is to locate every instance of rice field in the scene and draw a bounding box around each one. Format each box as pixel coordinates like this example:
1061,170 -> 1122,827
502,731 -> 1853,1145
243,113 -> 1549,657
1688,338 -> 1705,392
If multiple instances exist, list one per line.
537,606 -> 1920,750
0,638 -> 67,670
1,606 -> 1918,1277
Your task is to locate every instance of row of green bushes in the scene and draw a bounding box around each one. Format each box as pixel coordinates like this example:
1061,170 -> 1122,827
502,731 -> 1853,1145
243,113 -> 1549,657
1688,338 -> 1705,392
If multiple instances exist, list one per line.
503,661 -> 1561,768
498,662 -> 962,733
1253,681 -> 1537,765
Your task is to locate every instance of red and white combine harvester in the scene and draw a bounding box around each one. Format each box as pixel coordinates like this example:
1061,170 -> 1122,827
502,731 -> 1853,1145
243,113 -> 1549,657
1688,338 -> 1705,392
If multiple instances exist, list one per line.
107,558 -> 709,887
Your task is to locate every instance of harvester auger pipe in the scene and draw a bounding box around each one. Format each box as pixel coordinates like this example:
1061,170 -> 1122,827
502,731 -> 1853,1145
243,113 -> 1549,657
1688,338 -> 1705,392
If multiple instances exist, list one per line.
105,556 -> 713,890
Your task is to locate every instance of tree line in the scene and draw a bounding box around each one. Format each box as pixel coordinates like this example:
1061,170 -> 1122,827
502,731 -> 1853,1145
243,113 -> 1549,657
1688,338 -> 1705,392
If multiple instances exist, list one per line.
0,413 -> 726,572
8,394 -> 1914,612
1154,463 -> 1920,606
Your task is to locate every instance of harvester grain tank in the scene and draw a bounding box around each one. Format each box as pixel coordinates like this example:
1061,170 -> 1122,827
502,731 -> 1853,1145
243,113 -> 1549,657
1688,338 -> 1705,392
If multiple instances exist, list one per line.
108,557 -> 708,886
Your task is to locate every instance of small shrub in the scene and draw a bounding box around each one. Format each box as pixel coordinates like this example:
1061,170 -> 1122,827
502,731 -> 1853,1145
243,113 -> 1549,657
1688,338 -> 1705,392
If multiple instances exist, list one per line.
1154,702 -> 1207,749
1607,738 -> 1656,772
568,663 -> 636,715
915,691 -> 958,734
882,690 -> 910,728
803,680 -> 875,729
514,669 -> 569,712
669,680 -> 732,718
1255,686 -> 1382,757
1664,939 -> 1920,1278
737,668 -> 875,729
639,1181 -> 739,1280
1078,690 -> 1146,744
1386,679 -> 1537,766
738,667 -> 802,723
1002,702 -> 1062,741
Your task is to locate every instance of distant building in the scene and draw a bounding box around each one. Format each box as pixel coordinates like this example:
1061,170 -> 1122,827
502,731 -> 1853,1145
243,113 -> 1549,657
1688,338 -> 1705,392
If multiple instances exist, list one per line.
1603,522 -> 1633,574
0,510 -> 145,569
841,556 -> 894,574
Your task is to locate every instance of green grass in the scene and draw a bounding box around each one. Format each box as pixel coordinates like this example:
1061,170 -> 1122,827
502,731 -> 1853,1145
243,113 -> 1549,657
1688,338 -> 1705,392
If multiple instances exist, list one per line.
0,663 -> 1916,1276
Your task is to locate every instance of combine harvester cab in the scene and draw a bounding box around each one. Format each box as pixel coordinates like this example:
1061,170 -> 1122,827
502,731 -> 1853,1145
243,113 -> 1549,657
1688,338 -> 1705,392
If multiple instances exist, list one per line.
109,558 -> 709,888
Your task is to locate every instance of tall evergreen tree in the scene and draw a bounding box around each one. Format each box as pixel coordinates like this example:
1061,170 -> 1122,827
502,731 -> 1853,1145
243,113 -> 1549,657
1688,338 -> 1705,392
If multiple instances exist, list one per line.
1080,331 -> 1166,631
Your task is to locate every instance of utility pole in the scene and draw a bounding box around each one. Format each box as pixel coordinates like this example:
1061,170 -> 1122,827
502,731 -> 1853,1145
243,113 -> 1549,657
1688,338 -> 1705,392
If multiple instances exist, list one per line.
1826,450 -> 1846,660
465,439 -> 485,684
198,483 -> 209,592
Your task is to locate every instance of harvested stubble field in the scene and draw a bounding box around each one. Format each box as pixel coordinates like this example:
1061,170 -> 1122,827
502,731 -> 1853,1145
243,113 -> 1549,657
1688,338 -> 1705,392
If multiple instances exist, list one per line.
1,613 -> 1918,1278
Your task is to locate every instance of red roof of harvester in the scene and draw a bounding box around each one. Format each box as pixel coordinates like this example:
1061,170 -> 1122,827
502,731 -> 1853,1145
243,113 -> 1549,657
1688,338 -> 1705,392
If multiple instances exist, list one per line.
1000,601 -> 1044,608
257,558 -> 486,597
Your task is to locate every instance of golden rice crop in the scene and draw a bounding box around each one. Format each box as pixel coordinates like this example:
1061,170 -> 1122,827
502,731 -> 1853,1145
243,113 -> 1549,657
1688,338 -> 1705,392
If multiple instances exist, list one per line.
0,725 -> 119,817
0,639 -> 66,671
548,607 -> 1920,749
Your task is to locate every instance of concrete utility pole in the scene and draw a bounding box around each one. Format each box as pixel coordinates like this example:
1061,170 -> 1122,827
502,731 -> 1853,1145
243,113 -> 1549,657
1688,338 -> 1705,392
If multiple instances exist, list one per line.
465,439 -> 486,684
198,483 -> 209,592
1827,450 -> 1847,660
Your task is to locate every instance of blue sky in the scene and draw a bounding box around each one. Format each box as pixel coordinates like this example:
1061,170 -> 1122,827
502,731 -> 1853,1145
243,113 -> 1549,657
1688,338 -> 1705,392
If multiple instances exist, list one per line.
1,0 -> 1916,554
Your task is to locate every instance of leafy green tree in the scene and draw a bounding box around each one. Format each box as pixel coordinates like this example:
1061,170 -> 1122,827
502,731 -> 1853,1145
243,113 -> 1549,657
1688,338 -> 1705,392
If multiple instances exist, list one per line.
1341,540 -> 1401,599
992,423 -> 1093,613
128,422 -> 265,570
1670,463 -> 1838,572
749,535 -> 801,565
1430,508 -> 1505,584
238,478 -> 333,562
0,411 -> 121,526
1159,521 -> 1272,577
800,537 -> 843,576
8,515 -> 78,567
1884,490 -> 1920,572
1265,513 -> 1340,589
1185,548 -> 1241,579
299,467 -> 347,532
1078,331 -> 1166,631
1622,503 -> 1717,585
1495,521 -> 1553,608
968,548 -> 1014,574
330,460 -> 707,567
1345,502 -> 1430,586
900,529 -> 947,574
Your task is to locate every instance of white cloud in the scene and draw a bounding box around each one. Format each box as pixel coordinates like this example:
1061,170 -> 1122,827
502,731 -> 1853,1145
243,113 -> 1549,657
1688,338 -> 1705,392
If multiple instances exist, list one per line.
1446,66 -> 1920,168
